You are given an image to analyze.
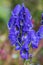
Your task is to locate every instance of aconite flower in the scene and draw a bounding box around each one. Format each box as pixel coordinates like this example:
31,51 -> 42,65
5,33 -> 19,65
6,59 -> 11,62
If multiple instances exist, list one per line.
30,29 -> 39,48
20,46 -> 29,59
8,4 -> 40,59
7,4 -> 21,30
37,13 -> 43,39
41,13 -> 43,19
37,25 -> 43,39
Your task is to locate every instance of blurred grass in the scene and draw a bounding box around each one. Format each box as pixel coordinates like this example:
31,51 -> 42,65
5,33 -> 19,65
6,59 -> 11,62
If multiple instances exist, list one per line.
0,0 -> 11,34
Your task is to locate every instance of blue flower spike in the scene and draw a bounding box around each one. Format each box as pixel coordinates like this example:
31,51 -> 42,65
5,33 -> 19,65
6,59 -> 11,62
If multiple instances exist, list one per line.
37,13 -> 43,40
8,4 -> 40,60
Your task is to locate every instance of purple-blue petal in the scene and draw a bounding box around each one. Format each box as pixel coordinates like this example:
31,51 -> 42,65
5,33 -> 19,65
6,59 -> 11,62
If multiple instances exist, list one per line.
30,30 -> 39,48
20,47 -> 29,59
25,8 -> 32,20
37,25 -> 43,39
12,4 -> 21,16
15,42 -> 21,50
42,13 -> 43,19
7,15 -> 15,30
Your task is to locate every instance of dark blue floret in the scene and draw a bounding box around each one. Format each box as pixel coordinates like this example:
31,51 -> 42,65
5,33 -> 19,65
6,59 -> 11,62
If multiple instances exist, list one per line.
37,25 -> 43,39
41,20 -> 43,25
7,15 -> 15,30
25,8 -> 32,20
7,16 -> 20,30
12,4 -> 21,16
21,32 -> 31,45
29,30 -> 39,48
8,33 -> 17,46
7,4 -> 21,30
37,13 -> 43,40
20,46 -> 29,59
41,13 -> 43,25
15,42 -> 21,50
8,26 -> 20,46
41,13 -> 43,20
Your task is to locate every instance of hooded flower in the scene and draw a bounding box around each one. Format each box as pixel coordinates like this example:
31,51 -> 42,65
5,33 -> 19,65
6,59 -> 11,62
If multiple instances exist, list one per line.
41,13 -> 43,25
41,13 -> 43,19
20,45 -> 29,59
7,4 -> 21,30
37,13 -> 43,40
8,4 -> 40,59
37,25 -> 43,39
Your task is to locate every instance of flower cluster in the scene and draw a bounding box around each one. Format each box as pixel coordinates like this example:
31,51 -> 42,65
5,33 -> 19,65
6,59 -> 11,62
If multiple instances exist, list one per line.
7,4 -> 43,59
37,13 -> 43,39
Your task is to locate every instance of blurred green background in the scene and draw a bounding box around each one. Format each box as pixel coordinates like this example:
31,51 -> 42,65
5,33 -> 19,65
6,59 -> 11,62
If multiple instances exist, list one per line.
0,0 -> 43,65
